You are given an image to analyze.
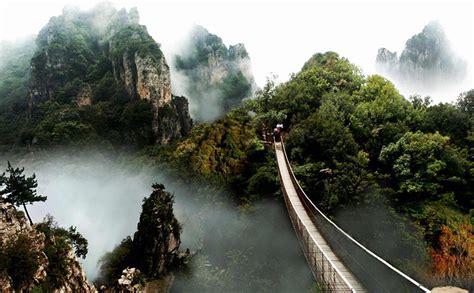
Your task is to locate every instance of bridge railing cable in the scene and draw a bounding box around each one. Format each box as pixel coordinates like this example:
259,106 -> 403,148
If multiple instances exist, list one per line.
277,138 -> 430,293
275,142 -> 356,292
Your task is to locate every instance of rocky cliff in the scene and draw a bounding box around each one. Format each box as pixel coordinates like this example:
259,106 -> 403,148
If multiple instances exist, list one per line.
173,25 -> 256,121
376,21 -> 467,91
28,4 -> 191,145
0,201 -> 95,292
95,184 -> 187,290
132,184 -> 183,278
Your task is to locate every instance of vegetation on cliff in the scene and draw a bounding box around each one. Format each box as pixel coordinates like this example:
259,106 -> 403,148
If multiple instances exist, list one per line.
173,25 -> 254,121
0,164 -> 91,292
161,51 -> 473,288
0,3 -> 472,291
0,4 -> 191,149
96,183 -> 185,287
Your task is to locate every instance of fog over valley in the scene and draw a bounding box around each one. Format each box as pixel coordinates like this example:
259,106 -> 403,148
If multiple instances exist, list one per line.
0,1 -> 472,292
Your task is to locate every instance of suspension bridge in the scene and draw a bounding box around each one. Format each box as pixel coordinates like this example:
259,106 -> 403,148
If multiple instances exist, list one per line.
274,138 -> 431,292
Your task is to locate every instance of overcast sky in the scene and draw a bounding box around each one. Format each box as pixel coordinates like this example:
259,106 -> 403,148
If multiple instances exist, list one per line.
0,0 -> 473,102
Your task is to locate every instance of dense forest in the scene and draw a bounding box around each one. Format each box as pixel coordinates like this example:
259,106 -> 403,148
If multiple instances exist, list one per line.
0,3 -> 472,292
161,52 -> 473,288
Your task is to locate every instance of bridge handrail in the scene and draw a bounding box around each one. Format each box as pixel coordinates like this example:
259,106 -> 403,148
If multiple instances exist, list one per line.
276,142 -> 357,292
278,137 -> 430,292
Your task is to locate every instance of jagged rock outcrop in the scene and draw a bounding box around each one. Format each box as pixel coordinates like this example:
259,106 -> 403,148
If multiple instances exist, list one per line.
56,249 -> 97,293
117,268 -> 144,292
132,184 -> 184,278
376,21 -> 467,91
0,201 -> 48,291
95,184 -> 187,291
173,25 -> 256,121
376,48 -> 398,69
0,201 -> 95,292
28,4 -> 191,145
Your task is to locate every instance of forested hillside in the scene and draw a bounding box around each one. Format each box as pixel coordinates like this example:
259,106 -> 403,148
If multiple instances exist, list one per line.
164,52 -> 473,288
0,3 -> 472,291
0,4 -> 191,150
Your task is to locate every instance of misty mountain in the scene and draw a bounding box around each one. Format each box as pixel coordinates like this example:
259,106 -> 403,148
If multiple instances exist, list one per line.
0,4 -> 191,148
376,21 -> 467,91
173,25 -> 256,122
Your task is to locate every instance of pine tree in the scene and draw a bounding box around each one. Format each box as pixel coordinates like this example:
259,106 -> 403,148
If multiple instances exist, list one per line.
0,162 -> 47,225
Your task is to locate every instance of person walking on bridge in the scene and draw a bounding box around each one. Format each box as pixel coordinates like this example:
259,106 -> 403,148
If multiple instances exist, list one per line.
273,123 -> 283,142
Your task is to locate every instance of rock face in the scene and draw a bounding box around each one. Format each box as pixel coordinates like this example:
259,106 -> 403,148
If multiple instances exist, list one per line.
0,201 -> 48,291
173,25 -> 256,121
376,48 -> 398,69
376,21 -> 467,91
28,4 -> 191,144
56,250 -> 97,293
132,184 -> 183,278
117,267 -> 144,292
0,201 -> 95,292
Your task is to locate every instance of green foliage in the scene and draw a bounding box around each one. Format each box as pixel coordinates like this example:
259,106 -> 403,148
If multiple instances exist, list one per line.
272,52 -> 363,124
380,131 -> 468,205
0,162 -> 45,206
35,215 -> 88,290
220,71 -> 252,111
172,111 -> 258,182
0,234 -> 41,291
96,183 -> 183,286
420,103 -> 471,146
0,7 -> 171,150
350,75 -> 415,160
244,76 -> 287,135
0,162 -> 46,224
96,237 -> 134,286
0,39 -> 35,145
110,25 -> 162,62
457,89 -> 474,117
132,184 -> 182,278
241,52 -> 472,283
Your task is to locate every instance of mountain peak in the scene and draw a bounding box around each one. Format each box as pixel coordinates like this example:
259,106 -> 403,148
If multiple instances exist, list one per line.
376,21 -> 466,91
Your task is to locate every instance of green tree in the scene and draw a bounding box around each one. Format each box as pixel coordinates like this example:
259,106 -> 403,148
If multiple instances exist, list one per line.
456,89 -> 474,117
273,52 -> 363,125
379,131 -> 468,205
35,215 -> 89,290
0,234 -> 41,291
0,162 -> 46,225
36,215 -> 88,259
420,103 -> 470,146
244,76 -> 286,139
96,237 -> 134,287
350,75 -> 415,162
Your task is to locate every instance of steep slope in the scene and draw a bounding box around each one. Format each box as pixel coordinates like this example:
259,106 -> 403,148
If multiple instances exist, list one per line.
173,25 -> 255,122
376,21 -> 467,91
96,184 -> 186,290
0,38 -> 36,145
1,4 -> 191,147
0,201 -> 95,292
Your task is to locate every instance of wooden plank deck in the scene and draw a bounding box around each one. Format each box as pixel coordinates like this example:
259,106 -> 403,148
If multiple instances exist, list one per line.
275,142 -> 365,292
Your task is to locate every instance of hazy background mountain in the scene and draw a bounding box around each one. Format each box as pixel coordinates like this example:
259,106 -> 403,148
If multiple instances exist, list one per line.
172,25 -> 256,122
1,1 -> 472,103
376,21 -> 467,97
